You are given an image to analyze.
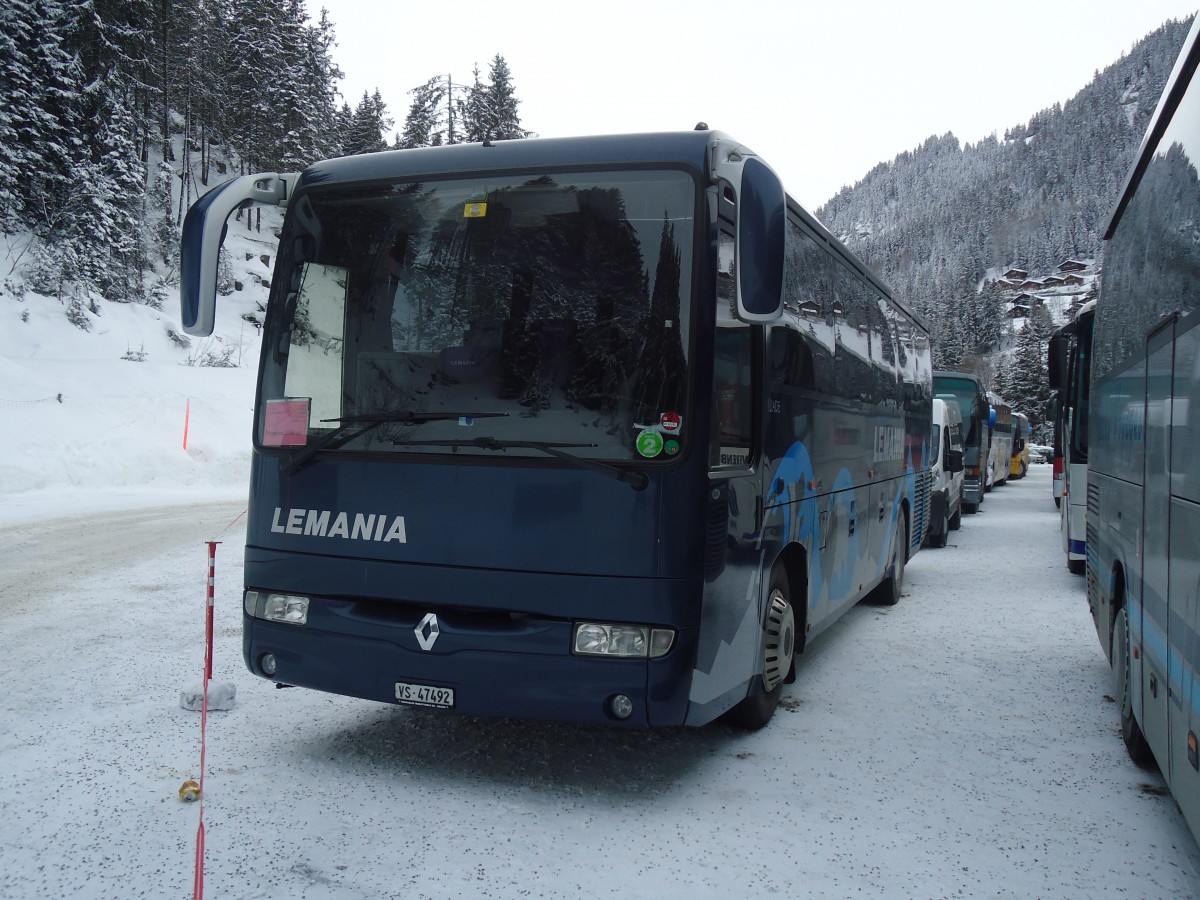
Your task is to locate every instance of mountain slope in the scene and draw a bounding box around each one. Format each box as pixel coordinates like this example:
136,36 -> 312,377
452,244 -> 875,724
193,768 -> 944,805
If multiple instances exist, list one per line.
816,17 -> 1193,366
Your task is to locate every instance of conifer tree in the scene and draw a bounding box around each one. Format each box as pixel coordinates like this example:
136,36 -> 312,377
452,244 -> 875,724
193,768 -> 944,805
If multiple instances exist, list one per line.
397,76 -> 447,149
461,64 -> 490,144
460,55 -> 525,142
342,89 -> 392,155
0,0 -> 79,235
401,57 -> 527,148
1003,305 -> 1054,434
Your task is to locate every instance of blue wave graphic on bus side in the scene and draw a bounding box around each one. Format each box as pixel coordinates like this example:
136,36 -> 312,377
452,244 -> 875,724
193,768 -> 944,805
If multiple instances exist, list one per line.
766,440 -> 816,548
766,442 -> 858,608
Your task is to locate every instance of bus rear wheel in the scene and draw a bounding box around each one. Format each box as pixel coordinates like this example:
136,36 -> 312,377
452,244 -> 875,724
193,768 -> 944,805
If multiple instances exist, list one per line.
725,569 -> 795,730
874,511 -> 907,605
1113,606 -> 1155,768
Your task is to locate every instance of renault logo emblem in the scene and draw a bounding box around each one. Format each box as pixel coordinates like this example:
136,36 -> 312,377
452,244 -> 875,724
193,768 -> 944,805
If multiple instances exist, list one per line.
415,612 -> 440,651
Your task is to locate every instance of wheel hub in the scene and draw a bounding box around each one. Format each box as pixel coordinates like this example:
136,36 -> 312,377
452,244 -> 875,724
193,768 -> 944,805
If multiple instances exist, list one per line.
762,589 -> 795,692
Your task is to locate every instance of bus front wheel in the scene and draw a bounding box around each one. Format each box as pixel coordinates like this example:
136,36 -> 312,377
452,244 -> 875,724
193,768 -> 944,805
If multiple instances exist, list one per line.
725,569 -> 795,730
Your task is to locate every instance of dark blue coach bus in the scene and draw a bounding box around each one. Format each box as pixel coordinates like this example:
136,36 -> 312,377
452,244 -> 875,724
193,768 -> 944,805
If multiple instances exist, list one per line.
180,130 -> 931,729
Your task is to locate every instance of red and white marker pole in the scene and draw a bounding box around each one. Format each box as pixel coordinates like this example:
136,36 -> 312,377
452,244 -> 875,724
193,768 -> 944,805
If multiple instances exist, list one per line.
204,541 -> 217,681
193,540 -> 220,899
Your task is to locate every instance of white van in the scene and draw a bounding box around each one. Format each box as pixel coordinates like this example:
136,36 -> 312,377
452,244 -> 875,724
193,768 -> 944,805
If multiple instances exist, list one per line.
925,398 -> 965,548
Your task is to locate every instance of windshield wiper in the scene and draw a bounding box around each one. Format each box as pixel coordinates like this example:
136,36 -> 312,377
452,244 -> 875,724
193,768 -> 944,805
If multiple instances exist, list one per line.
395,436 -> 650,491
282,411 -> 508,475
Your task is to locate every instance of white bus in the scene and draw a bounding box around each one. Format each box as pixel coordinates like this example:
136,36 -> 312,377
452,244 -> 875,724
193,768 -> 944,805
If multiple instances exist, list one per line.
985,393 -> 1013,490
1048,300 -> 1094,576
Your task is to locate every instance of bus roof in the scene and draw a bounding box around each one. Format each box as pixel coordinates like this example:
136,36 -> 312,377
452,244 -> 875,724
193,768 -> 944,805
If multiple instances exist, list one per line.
933,370 -> 986,388
1106,16 -> 1200,239
290,129 -> 928,335
297,130 -> 732,192
1049,299 -> 1096,340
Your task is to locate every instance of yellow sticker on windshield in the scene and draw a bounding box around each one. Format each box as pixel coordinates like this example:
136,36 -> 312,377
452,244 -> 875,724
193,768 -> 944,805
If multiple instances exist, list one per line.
463,201 -> 488,218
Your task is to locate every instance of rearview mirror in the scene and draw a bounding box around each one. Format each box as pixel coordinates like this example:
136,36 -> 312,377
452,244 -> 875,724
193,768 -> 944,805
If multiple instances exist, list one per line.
180,173 -> 293,336
710,142 -> 785,325
734,157 -> 785,323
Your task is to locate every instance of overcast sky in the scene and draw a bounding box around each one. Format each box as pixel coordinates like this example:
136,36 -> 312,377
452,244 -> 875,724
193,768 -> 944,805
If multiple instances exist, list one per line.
313,1 -> 1197,210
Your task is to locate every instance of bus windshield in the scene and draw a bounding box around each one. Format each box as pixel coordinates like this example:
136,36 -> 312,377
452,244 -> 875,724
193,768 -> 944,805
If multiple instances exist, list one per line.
934,377 -> 984,445
1068,313 -> 1093,462
259,169 -> 697,463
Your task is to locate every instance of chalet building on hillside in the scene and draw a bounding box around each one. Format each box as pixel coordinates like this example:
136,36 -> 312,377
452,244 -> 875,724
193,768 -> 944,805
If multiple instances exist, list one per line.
992,262 -> 1092,298
1006,293 -> 1046,320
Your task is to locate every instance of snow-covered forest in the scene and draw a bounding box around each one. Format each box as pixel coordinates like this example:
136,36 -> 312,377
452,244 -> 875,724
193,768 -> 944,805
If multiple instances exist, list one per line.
1,3 -> 1193,445
0,0 -> 525,322
817,17 -> 1193,433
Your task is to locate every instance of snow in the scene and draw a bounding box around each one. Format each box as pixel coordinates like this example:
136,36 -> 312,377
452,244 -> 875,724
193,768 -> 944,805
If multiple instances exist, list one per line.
3,251 -> 1200,896
0,230 -> 264,527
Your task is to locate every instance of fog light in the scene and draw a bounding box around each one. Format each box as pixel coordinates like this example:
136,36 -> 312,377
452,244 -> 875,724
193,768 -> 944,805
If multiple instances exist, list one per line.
260,653 -> 278,676
609,694 -> 634,720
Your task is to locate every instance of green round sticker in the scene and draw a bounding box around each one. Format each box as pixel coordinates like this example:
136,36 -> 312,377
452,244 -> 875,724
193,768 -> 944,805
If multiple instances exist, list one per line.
636,430 -> 664,458
664,439 -> 680,456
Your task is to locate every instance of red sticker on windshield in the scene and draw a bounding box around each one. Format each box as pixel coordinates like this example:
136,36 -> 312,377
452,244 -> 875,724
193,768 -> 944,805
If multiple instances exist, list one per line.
263,399 -> 310,446
660,411 -> 682,433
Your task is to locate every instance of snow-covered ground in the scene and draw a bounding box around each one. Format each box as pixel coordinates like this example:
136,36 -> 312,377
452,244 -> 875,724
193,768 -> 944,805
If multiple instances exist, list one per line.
4,261 -> 1200,896
4,449 -> 1200,894
0,230 -> 266,527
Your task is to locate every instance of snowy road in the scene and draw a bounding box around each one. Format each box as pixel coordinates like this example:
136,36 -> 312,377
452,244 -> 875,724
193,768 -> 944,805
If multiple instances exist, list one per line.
2,465 -> 1199,898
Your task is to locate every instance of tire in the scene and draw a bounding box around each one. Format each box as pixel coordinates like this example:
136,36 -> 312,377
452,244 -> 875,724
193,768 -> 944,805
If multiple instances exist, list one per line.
933,506 -> 948,548
725,568 -> 796,730
874,510 -> 907,605
1112,607 -> 1155,768
1067,557 -> 1085,576
948,497 -> 962,531
964,501 -> 978,515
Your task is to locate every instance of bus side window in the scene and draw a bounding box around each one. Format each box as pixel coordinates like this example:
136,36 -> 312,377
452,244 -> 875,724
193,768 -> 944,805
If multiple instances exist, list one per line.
769,327 -> 815,390
712,325 -> 754,468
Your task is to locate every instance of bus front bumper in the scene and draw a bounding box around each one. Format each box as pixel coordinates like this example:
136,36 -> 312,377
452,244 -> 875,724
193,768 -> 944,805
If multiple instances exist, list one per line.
244,611 -> 697,728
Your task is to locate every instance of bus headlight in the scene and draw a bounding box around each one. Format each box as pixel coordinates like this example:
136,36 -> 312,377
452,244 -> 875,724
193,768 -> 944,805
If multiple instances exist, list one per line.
572,623 -> 674,658
246,591 -> 310,625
